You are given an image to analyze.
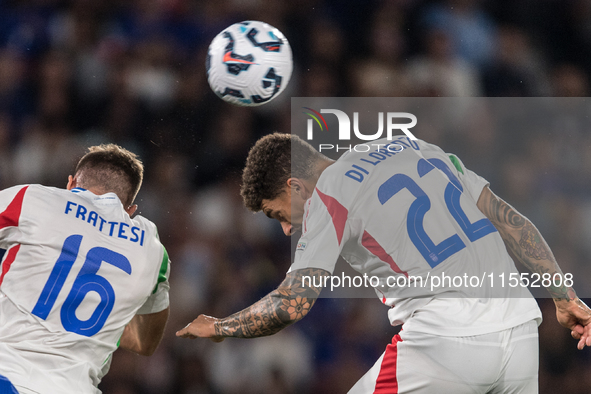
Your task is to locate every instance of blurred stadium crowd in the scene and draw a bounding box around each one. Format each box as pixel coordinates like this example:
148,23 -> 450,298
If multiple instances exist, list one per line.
1,0 -> 591,393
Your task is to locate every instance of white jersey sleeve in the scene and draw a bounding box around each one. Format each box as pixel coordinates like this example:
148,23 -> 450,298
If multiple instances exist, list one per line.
137,247 -> 170,315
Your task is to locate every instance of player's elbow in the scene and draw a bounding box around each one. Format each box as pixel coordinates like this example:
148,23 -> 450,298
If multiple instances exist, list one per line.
126,337 -> 163,356
137,342 -> 159,356
120,339 -> 156,356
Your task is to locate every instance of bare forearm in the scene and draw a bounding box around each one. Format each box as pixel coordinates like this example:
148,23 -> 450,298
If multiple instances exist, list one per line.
214,290 -> 292,338
214,268 -> 327,338
120,307 -> 169,356
478,188 -> 574,300
120,318 -> 141,353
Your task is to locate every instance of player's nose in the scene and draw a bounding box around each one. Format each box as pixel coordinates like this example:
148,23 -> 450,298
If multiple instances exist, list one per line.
281,222 -> 293,236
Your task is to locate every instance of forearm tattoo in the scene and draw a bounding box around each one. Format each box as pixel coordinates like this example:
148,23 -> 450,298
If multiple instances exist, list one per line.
214,268 -> 328,338
481,190 -> 574,301
482,194 -> 525,228
519,222 -> 552,261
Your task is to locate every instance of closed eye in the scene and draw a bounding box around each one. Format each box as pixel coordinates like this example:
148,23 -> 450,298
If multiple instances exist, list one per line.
265,209 -> 286,223
263,209 -> 274,219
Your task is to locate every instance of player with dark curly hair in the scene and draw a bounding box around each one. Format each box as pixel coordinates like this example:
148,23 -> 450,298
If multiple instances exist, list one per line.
240,132 -> 329,212
178,133 -> 591,393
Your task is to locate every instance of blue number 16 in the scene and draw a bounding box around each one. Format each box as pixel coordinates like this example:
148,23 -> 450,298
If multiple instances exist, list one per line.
378,158 -> 497,268
32,235 -> 132,337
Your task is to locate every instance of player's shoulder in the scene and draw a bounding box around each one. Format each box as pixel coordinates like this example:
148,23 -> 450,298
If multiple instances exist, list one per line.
319,135 -> 431,178
31,185 -> 102,205
312,155 -> 362,211
0,183 -> 66,199
130,214 -> 157,230
130,213 -> 162,241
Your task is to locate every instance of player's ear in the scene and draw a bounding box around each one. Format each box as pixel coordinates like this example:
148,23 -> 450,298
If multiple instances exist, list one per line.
66,175 -> 76,190
126,204 -> 138,217
287,178 -> 307,198
287,177 -> 298,191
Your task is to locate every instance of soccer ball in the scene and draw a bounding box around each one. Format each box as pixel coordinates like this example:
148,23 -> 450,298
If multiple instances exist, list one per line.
206,21 -> 293,107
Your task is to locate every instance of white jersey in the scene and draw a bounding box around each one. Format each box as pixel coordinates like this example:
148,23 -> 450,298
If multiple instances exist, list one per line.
291,137 -> 541,336
0,185 -> 170,394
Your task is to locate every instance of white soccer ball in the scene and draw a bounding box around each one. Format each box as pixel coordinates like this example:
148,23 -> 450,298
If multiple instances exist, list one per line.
206,21 -> 293,107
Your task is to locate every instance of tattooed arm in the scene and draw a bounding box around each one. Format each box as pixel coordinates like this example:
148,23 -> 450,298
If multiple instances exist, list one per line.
477,186 -> 591,349
477,186 -> 571,299
176,268 -> 328,340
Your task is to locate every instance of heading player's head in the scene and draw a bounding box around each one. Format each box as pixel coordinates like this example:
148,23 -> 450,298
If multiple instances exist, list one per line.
241,132 -> 332,236
70,144 -> 144,210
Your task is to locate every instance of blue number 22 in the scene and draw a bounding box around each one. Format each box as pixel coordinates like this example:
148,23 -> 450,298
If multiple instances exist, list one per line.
378,158 -> 497,268
32,235 -> 132,337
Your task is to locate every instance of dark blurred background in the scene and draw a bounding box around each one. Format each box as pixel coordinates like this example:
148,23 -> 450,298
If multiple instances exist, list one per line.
1,0 -> 591,393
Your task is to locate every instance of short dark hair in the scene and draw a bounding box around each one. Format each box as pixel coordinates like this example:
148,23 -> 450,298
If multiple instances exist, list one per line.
240,133 -> 325,212
75,144 -> 144,207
